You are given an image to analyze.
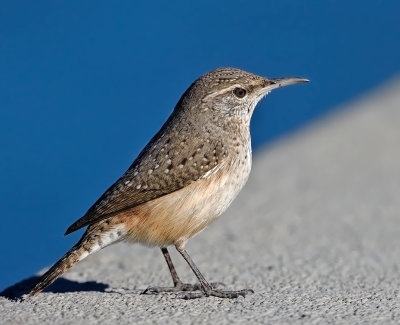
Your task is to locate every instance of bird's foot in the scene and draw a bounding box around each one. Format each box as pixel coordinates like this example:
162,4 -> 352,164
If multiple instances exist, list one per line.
177,287 -> 254,299
142,281 -> 225,294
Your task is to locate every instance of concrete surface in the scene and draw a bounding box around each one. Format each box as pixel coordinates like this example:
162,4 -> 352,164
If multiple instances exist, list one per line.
1,79 -> 400,324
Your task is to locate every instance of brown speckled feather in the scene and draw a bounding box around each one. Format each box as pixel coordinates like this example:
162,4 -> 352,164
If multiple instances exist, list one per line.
65,112 -> 228,235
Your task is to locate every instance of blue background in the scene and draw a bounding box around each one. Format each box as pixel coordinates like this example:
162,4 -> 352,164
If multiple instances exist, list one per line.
1,1 -> 399,291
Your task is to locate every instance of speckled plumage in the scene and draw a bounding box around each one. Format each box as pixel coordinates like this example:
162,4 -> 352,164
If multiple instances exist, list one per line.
65,68 -> 264,235
29,67 -> 308,298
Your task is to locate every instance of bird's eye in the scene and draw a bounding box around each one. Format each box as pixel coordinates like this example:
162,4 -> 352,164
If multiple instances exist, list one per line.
233,87 -> 247,98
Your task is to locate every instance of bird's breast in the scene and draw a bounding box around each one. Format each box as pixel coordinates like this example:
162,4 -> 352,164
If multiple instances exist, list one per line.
121,143 -> 252,247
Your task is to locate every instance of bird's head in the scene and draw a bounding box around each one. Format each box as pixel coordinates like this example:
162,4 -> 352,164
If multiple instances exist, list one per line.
177,67 -> 308,126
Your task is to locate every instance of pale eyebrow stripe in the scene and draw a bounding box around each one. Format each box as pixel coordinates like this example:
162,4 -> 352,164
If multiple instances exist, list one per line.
202,84 -> 243,101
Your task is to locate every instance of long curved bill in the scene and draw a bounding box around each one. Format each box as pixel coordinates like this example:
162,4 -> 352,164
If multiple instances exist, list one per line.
266,77 -> 310,91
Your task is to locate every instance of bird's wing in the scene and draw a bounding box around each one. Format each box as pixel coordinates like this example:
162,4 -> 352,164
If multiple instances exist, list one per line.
65,132 -> 227,235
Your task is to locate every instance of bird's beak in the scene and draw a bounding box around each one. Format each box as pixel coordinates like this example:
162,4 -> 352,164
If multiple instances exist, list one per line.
263,77 -> 309,93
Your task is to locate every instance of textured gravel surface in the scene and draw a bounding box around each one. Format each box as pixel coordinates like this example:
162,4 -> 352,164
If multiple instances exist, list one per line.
1,79 -> 400,324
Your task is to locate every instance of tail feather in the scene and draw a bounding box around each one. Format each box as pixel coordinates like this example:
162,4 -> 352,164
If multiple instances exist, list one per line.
28,223 -> 126,296
28,244 -> 88,296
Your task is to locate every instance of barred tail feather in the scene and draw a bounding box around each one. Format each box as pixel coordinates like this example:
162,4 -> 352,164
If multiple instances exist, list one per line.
28,223 -> 126,296
28,244 -> 89,296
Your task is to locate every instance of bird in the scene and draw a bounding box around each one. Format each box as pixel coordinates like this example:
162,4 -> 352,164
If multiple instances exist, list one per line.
28,67 -> 308,299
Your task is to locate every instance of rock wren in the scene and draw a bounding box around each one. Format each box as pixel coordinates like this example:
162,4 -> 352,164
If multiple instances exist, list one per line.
29,67 -> 308,299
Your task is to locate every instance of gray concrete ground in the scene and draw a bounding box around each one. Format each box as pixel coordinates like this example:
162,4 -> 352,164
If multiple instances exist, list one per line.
1,79 -> 400,324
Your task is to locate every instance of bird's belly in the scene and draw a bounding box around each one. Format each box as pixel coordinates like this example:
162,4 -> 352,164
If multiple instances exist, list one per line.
121,158 -> 251,247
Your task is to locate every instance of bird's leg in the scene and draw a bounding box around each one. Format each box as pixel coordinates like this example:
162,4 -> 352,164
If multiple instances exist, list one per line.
143,247 -> 223,294
161,247 -> 198,289
175,245 -> 254,299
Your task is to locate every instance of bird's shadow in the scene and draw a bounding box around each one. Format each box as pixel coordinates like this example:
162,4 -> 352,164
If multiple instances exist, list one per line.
0,276 -> 109,301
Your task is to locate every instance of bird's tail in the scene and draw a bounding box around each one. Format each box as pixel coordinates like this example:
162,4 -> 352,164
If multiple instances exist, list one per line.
28,223 -> 125,296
